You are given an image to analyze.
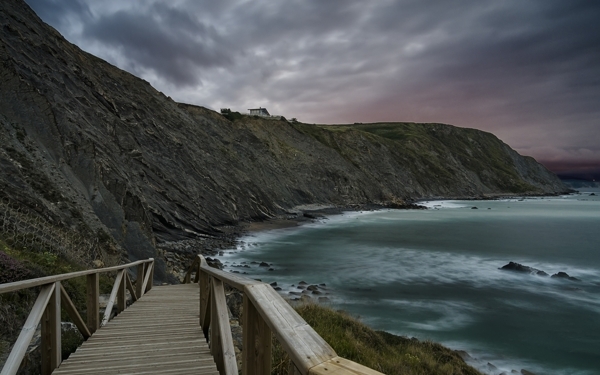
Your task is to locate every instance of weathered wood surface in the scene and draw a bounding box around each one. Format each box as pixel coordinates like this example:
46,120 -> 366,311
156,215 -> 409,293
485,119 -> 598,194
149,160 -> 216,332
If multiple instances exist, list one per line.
244,283 -> 337,374
53,283 -> 219,375
1,284 -> 55,375
309,357 -> 385,375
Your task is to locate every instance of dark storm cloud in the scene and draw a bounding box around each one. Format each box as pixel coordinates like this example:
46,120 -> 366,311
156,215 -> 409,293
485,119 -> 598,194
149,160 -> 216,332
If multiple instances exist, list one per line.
24,0 -> 600,174
25,0 -> 91,27
82,3 -> 233,86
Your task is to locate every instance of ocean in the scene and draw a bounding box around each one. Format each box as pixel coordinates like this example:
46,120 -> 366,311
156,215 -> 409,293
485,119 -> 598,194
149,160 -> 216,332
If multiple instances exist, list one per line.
218,188 -> 600,375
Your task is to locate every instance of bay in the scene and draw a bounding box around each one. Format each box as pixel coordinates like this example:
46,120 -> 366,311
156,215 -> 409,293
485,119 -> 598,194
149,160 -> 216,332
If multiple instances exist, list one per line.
219,189 -> 600,375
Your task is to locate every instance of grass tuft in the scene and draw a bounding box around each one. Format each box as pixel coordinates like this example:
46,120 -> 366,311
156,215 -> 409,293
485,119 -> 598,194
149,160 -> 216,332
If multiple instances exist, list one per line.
283,303 -> 483,375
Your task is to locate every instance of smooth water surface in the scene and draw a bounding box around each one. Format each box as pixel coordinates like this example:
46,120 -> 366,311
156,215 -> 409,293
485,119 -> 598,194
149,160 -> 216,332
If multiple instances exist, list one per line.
219,189 -> 600,375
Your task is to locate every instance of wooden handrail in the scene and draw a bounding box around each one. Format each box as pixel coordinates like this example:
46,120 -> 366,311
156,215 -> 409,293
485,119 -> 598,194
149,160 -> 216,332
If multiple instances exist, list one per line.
184,255 -> 383,375
0,258 -> 154,375
0,259 -> 151,295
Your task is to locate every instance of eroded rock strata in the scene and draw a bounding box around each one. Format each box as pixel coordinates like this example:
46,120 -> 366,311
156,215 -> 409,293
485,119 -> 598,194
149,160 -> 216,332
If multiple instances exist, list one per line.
1,0 -> 568,280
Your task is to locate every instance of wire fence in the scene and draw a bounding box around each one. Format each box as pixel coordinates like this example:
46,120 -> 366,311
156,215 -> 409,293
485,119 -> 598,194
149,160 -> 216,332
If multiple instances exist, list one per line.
0,197 -> 100,265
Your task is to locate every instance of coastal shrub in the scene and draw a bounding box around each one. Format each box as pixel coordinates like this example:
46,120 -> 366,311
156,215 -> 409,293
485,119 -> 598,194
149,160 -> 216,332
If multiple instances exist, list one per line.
275,303 -> 483,375
0,250 -> 32,284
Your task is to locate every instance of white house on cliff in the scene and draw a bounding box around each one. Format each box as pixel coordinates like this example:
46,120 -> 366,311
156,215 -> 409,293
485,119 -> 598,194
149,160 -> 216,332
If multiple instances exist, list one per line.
248,107 -> 270,117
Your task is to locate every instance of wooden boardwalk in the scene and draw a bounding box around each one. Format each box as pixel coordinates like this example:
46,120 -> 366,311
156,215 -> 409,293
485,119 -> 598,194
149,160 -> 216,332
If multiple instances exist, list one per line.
52,283 -> 219,375
1,256 -> 383,375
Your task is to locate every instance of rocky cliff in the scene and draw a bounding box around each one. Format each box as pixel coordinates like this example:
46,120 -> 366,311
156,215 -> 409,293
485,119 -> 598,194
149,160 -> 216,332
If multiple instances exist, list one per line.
0,0 -> 568,280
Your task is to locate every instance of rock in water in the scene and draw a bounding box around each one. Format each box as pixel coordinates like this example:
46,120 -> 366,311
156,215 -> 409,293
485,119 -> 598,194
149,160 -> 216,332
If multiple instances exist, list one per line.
551,272 -> 580,281
499,262 -> 547,276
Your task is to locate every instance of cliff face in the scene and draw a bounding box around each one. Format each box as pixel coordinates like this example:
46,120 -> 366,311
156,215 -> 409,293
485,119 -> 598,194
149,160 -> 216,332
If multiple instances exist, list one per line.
0,0 -> 567,279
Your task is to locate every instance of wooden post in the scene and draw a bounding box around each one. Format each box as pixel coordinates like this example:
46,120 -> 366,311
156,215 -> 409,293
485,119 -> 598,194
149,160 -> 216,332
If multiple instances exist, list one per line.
41,281 -> 61,375
210,278 -> 238,375
242,294 -> 272,375
117,272 -> 127,313
210,283 -> 221,359
1,284 -> 55,375
199,270 -> 211,338
145,259 -> 154,292
136,263 -> 145,298
193,260 -> 201,283
86,273 -> 99,334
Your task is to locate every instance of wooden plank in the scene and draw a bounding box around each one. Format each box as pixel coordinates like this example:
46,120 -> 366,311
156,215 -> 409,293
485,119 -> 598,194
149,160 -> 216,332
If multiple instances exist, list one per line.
72,339 -> 209,352
0,259 -> 152,295
41,282 -> 61,375
86,273 -> 99,334
309,356 -> 385,375
1,284 -> 55,375
242,294 -> 272,375
244,283 -> 337,374
54,357 -> 211,373
84,324 -> 200,334
52,282 -> 219,375
101,269 -> 125,326
56,351 -> 214,370
60,283 -> 91,339
211,278 -> 238,375
66,344 -> 208,360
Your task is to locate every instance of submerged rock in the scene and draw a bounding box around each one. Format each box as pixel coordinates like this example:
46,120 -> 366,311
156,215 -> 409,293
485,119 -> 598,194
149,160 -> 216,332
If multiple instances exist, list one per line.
501,262 -> 582,282
551,272 -> 580,281
499,262 -> 546,276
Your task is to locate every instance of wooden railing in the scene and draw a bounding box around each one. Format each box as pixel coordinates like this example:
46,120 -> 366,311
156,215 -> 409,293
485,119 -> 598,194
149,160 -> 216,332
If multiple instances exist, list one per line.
184,255 -> 384,375
0,258 -> 155,375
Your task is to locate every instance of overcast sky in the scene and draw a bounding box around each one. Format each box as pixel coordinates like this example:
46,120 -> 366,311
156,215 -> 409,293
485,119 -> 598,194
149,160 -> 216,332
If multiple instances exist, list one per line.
25,0 -> 600,177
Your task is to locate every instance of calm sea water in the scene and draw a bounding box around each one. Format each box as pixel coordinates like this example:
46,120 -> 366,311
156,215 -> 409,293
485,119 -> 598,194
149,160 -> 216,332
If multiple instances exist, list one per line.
219,189 -> 600,375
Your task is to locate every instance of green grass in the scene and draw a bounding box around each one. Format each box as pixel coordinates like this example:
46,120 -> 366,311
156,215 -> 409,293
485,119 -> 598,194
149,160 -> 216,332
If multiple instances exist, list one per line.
292,121 -> 540,194
271,303 -> 482,375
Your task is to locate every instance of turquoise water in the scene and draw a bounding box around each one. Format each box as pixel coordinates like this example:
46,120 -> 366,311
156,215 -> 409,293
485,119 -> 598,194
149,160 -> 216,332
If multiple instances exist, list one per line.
220,189 -> 600,375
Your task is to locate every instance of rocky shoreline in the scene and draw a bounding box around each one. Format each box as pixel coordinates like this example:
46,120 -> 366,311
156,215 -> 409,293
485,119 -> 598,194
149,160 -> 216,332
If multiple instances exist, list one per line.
158,202 -> 424,282
160,202 -> 560,375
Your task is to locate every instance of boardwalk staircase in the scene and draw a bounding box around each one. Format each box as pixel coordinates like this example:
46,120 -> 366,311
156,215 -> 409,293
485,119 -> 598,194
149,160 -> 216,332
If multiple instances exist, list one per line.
0,256 -> 384,375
